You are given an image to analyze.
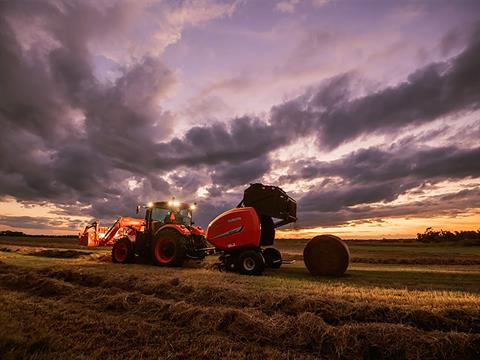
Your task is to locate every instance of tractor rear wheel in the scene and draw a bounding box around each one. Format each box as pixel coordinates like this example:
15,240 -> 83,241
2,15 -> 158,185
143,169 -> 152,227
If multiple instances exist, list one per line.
237,249 -> 265,275
263,247 -> 282,269
112,237 -> 134,264
152,229 -> 186,267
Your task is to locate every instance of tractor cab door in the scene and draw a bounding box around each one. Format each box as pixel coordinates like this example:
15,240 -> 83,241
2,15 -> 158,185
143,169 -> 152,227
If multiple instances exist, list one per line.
149,206 -> 170,234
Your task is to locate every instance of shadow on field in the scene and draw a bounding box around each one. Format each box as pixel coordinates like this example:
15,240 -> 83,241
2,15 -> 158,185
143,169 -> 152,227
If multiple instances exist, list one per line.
28,249 -> 93,259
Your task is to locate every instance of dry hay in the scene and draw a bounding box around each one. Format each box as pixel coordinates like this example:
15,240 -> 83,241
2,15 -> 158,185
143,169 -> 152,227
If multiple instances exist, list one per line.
303,235 -> 350,276
0,262 -> 479,359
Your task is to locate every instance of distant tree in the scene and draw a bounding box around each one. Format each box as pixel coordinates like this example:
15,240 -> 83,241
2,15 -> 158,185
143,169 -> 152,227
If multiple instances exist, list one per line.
0,230 -> 26,237
417,228 -> 480,245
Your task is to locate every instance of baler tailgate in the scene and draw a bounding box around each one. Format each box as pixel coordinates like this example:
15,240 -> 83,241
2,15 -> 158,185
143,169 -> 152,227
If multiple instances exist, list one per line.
239,183 -> 297,227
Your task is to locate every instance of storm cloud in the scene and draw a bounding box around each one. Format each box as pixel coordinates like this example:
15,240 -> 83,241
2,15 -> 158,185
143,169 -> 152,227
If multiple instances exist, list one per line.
294,144 -> 480,225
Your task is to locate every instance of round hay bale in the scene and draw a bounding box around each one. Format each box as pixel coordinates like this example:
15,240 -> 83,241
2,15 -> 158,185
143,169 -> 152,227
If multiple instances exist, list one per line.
303,234 -> 350,276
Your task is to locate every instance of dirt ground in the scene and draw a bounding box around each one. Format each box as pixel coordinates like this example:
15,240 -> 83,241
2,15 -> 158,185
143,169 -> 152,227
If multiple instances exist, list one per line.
0,236 -> 479,359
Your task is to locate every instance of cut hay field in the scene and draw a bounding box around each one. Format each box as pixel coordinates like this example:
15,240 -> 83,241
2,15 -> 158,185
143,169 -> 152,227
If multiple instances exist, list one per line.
0,236 -> 479,359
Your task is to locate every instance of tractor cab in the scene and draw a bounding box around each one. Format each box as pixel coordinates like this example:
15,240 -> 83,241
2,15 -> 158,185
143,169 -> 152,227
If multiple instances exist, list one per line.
135,201 -> 196,233
142,201 -> 195,232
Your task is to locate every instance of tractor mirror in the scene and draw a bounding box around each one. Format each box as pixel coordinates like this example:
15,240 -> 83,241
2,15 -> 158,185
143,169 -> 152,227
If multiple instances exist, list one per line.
136,205 -> 140,214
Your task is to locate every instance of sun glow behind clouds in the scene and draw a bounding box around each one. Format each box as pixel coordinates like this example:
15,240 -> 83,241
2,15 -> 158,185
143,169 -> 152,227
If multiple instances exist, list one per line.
0,198 -> 91,235
278,212 -> 480,240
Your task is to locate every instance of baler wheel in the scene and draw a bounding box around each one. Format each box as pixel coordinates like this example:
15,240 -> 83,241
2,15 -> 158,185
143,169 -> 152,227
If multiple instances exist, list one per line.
237,249 -> 265,275
263,248 -> 282,269
112,237 -> 134,264
152,229 -> 186,267
303,234 -> 350,276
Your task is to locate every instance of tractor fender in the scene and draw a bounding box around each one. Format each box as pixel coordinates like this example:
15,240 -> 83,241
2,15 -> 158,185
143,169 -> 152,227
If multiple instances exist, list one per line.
155,224 -> 191,237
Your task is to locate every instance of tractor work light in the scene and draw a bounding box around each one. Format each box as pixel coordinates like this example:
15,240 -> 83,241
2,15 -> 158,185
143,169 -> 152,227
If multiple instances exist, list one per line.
172,200 -> 180,207
190,204 -> 196,210
147,202 -> 153,207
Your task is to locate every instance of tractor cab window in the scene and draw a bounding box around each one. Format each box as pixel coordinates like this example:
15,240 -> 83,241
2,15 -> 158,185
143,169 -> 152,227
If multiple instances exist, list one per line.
178,209 -> 192,226
162,208 -> 192,226
151,207 -> 169,223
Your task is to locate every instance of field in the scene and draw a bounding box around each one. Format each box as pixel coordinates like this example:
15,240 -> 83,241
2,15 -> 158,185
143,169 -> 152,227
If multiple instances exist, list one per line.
0,236 -> 479,359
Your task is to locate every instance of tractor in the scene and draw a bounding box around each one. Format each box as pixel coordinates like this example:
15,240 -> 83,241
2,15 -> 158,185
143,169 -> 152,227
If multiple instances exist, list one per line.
111,200 -> 210,266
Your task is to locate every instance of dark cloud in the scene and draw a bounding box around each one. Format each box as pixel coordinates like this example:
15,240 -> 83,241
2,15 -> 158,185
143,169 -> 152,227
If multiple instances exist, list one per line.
210,156 -> 271,189
298,186 -> 480,228
314,34 -> 480,148
293,144 -> 480,226
283,145 -> 480,185
0,1 -> 174,210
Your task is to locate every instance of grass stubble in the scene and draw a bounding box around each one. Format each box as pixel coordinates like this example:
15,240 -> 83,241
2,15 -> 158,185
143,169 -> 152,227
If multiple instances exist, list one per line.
0,237 -> 479,359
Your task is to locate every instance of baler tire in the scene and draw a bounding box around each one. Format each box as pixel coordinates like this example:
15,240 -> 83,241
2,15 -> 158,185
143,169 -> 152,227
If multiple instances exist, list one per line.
263,247 -> 282,269
112,237 -> 134,264
152,229 -> 186,267
237,249 -> 265,275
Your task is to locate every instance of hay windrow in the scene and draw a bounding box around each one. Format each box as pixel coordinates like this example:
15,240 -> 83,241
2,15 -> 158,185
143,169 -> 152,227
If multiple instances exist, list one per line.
3,263 -> 479,335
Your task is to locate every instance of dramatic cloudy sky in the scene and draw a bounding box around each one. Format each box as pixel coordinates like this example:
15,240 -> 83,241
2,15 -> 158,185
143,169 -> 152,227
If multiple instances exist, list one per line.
1,0 -> 479,238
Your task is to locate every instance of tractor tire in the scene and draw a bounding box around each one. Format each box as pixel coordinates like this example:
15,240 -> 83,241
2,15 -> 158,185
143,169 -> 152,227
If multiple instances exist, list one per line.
263,247 -> 282,269
237,249 -> 265,275
112,237 -> 135,264
152,229 -> 186,267
303,234 -> 350,276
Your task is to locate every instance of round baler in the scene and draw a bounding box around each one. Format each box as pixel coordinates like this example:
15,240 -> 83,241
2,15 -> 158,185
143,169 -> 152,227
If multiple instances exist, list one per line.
205,183 -> 350,276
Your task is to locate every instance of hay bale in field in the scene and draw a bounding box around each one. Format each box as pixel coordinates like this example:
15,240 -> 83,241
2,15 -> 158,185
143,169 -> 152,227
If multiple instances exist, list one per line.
303,235 -> 350,276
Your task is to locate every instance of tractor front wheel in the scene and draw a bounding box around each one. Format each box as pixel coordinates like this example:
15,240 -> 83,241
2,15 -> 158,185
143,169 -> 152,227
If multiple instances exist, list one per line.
237,249 -> 265,275
152,229 -> 186,267
112,237 -> 134,264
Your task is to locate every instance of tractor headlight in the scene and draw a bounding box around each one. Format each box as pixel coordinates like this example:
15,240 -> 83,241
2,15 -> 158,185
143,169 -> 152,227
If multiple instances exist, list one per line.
190,204 -> 196,210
